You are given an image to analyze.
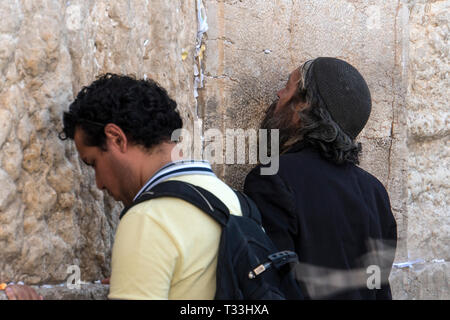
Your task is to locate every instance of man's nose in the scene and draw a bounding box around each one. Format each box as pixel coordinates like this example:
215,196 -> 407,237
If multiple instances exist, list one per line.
277,88 -> 283,99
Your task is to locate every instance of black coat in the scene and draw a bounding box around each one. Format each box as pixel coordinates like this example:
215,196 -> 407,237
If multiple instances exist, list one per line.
244,145 -> 397,300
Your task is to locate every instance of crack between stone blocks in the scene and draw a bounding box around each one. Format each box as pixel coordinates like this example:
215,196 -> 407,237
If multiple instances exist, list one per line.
205,74 -> 239,83
207,36 -> 234,44
387,0 -> 403,188
288,0 -> 295,66
234,47 -> 266,55
194,0 -> 208,120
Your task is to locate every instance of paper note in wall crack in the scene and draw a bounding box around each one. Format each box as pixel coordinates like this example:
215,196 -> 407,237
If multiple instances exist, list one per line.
181,49 -> 188,61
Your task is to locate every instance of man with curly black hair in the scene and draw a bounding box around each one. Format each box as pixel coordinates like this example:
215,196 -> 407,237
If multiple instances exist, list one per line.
244,57 -> 397,299
60,74 -> 245,299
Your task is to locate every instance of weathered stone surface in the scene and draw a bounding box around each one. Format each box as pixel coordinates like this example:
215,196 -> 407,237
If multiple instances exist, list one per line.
0,283 -> 109,300
390,261 -> 450,300
405,0 -> 449,270
201,0 -> 407,194
0,0 -> 197,287
0,0 -> 447,300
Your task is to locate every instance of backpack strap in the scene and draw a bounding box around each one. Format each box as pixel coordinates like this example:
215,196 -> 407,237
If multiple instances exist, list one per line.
120,180 -> 231,227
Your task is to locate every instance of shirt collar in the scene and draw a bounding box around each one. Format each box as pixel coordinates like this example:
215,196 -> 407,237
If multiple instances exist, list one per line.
133,159 -> 215,201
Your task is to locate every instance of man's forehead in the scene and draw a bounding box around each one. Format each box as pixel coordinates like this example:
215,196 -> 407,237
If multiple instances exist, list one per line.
288,67 -> 301,82
289,59 -> 313,81
73,127 -> 91,154
73,126 -> 86,144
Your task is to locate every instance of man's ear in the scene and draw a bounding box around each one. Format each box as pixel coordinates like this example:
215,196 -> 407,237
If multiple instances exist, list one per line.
104,123 -> 128,153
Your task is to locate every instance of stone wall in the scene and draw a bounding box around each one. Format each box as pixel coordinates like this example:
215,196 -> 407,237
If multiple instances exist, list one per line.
0,0 -> 197,285
389,0 -> 449,299
0,0 -> 448,299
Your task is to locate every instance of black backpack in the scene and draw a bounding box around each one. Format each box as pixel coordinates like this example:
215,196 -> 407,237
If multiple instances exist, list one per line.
120,180 -> 304,300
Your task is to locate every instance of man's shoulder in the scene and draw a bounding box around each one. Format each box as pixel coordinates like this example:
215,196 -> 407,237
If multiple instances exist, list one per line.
119,197 -> 186,231
247,148 -> 387,190
122,173 -> 242,224
168,174 -> 243,216
124,193 -> 207,220
118,194 -> 222,245
352,165 -> 389,195
279,147 -> 321,167
247,147 -> 324,178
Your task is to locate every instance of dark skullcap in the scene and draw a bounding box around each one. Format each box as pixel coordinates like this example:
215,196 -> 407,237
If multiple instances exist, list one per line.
301,57 -> 372,139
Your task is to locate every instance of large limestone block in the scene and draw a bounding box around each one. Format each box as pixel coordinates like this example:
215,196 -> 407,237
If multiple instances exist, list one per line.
406,0 -> 450,263
390,261 -> 450,300
201,0 -> 408,196
407,140 -> 449,261
0,0 -> 197,285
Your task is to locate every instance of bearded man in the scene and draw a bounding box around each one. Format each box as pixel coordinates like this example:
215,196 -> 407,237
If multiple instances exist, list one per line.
244,57 -> 397,300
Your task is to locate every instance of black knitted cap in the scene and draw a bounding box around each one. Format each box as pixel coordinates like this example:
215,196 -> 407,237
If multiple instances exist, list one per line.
307,57 -> 372,139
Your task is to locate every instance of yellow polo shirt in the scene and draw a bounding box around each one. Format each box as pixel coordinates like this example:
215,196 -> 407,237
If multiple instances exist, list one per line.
108,174 -> 242,300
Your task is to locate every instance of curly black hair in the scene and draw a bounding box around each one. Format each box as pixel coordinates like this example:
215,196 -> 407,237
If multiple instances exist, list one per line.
59,73 -> 182,151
